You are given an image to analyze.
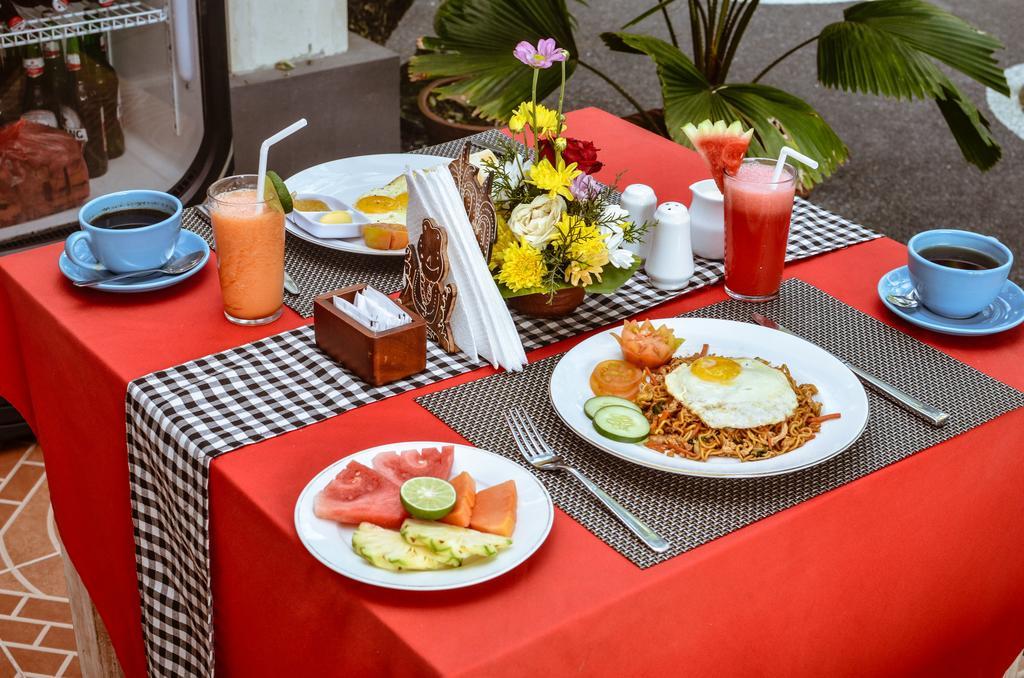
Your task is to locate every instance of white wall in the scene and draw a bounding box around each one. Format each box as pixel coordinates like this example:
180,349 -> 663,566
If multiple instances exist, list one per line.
227,0 -> 349,75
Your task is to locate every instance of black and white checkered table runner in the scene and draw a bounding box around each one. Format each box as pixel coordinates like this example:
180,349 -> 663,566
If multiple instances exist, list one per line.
126,133 -> 881,677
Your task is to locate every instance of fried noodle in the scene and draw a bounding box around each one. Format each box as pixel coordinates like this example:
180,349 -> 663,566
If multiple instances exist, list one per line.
636,353 -> 835,462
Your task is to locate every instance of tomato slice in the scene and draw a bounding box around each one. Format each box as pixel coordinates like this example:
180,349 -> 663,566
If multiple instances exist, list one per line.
589,359 -> 644,401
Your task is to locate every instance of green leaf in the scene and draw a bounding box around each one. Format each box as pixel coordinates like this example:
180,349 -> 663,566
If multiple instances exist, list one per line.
586,256 -> 643,294
842,0 -> 1008,95
409,0 -> 578,122
816,0 -> 1007,170
608,33 -> 847,188
621,0 -> 678,30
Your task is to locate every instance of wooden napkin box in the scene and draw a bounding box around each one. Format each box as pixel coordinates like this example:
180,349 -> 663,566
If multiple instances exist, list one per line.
313,285 -> 427,386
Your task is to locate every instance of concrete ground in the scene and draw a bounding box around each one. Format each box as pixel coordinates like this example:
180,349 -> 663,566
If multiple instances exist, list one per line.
389,1 -> 1023,283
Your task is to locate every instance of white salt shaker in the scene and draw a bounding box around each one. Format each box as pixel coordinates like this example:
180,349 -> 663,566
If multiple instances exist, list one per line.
620,183 -> 657,258
644,202 -> 694,291
688,179 -> 725,260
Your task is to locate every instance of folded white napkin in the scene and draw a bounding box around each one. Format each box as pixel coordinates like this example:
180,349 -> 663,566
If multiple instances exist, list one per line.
333,287 -> 410,332
405,165 -> 526,371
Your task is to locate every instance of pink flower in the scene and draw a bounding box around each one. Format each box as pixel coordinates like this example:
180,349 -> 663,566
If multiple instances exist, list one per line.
513,38 -> 568,69
570,173 -> 601,201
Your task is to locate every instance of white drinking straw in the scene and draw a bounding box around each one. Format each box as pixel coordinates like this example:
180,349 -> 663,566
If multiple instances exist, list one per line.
255,118 -> 308,198
771,145 -> 819,183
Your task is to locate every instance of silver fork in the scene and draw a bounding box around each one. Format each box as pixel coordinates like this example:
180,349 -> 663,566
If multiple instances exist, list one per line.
505,407 -> 670,553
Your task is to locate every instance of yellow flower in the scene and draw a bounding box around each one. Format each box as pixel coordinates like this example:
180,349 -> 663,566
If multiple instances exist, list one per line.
527,157 -> 581,201
489,213 -> 516,271
508,102 -> 564,138
557,214 -> 609,287
496,240 -> 547,292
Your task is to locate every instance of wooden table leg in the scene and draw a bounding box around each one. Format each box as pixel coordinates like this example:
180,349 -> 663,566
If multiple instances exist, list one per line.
57,531 -> 124,678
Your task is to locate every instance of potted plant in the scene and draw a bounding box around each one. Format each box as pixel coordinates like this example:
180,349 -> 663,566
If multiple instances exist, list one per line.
485,39 -> 643,317
412,0 -> 1010,189
415,76 -> 497,144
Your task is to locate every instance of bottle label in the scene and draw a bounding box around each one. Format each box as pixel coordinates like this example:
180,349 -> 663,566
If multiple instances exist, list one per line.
62,106 -> 86,141
66,53 -> 81,71
43,42 -> 60,58
23,57 -> 44,78
21,110 -> 58,128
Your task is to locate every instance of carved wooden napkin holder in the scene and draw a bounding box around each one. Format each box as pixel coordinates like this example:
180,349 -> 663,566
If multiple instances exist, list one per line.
313,284 -> 427,387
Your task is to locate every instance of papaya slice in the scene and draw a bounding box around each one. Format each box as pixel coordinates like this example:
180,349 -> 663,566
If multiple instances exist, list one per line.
362,223 -> 409,250
469,480 -> 517,537
440,471 -> 477,528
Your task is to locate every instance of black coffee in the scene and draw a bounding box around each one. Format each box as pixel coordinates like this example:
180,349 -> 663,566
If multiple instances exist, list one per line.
918,245 -> 1001,271
92,208 -> 172,230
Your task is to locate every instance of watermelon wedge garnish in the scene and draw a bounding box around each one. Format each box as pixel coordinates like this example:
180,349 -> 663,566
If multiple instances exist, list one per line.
682,119 -> 753,192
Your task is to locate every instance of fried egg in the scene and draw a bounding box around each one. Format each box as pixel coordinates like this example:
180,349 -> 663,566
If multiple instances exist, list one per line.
354,175 -> 408,225
664,356 -> 797,429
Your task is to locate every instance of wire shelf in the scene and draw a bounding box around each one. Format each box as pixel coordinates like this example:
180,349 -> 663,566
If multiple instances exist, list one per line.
0,1 -> 167,49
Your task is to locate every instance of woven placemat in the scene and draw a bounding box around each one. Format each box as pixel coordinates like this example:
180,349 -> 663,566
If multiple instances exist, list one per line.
416,279 -> 1024,568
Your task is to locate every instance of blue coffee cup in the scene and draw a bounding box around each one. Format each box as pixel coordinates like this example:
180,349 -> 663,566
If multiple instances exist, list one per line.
907,229 -> 1013,318
66,190 -> 182,274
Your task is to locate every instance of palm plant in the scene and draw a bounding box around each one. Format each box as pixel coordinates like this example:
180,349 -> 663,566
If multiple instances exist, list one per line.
411,0 -> 1010,188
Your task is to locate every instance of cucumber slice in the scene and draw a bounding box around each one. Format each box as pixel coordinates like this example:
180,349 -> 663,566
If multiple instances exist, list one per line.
593,405 -> 650,443
584,396 -> 641,420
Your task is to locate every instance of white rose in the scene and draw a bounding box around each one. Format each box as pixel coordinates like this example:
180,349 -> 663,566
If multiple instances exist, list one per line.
508,194 -> 565,248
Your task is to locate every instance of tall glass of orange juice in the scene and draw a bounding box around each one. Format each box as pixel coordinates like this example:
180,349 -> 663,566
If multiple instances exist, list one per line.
206,175 -> 285,325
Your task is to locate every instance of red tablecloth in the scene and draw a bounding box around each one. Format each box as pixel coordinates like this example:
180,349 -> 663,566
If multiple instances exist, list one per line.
1,108 -> 1022,677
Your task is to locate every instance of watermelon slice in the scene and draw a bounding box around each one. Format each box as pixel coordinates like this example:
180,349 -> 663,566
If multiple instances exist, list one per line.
314,461 -> 407,529
372,446 -> 455,487
682,119 -> 753,192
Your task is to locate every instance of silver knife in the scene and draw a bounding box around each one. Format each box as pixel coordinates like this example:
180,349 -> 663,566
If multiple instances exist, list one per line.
751,313 -> 950,427
284,271 -> 300,295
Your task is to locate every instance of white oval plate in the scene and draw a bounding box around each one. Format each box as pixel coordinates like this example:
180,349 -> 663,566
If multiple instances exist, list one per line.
549,318 -> 869,478
294,441 -> 554,590
285,154 -> 451,256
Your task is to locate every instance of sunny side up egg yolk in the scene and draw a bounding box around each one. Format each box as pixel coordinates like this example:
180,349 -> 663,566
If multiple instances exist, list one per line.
355,195 -> 401,214
690,356 -> 742,383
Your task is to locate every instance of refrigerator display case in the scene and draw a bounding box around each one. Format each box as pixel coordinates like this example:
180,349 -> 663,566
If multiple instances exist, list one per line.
0,0 -> 232,251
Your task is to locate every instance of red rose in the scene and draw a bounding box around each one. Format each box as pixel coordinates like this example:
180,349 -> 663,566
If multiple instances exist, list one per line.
539,137 -> 603,175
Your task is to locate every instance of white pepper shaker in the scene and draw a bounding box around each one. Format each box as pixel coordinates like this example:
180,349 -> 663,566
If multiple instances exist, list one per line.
620,183 -> 657,258
644,201 -> 694,291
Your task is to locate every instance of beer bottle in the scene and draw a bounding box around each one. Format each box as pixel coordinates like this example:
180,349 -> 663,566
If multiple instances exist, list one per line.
42,41 -> 68,109
82,34 -> 123,158
0,46 -> 24,124
12,0 -> 68,12
0,0 -> 24,31
64,37 -> 106,178
20,43 -> 61,128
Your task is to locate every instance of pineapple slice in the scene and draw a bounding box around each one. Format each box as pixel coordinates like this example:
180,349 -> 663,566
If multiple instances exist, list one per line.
400,519 -> 512,561
351,522 -> 460,571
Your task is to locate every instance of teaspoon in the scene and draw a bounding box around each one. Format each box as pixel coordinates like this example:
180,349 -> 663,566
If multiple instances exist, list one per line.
75,251 -> 205,288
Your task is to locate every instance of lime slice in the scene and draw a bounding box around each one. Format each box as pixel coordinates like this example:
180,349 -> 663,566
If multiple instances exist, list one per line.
263,171 -> 293,214
262,178 -> 284,214
400,477 -> 456,521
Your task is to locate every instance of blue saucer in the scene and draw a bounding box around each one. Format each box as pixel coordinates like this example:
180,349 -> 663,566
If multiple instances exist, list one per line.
878,266 -> 1024,336
59,229 -> 210,293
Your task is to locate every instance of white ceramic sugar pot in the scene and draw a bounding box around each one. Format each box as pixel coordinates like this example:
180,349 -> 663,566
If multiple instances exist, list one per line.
644,201 -> 694,291
688,179 -> 725,260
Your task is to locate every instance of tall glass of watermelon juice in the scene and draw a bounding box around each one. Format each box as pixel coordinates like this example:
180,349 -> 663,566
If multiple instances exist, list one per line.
206,175 -> 285,325
723,158 -> 796,301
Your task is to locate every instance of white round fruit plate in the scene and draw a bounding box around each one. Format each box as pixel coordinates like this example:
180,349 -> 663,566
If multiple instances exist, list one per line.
549,318 -> 870,478
294,441 -> 554,591
285,154 -> 450,256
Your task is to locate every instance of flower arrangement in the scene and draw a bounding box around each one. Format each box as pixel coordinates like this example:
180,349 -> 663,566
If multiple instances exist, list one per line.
485,38 -> 644,305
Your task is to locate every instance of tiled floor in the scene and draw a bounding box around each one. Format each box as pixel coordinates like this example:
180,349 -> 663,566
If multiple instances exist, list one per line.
0,441 -> 79,678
